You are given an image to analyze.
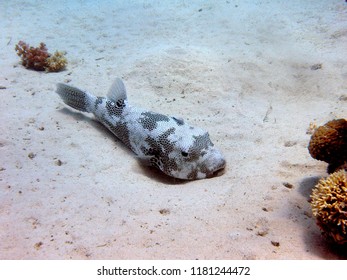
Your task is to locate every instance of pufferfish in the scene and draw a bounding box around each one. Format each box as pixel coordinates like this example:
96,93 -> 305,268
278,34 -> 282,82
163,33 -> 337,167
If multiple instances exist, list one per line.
56,78 -> 226,180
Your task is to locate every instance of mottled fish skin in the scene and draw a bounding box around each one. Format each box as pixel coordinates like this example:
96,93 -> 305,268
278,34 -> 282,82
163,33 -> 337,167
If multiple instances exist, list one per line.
56,78 -> 226,180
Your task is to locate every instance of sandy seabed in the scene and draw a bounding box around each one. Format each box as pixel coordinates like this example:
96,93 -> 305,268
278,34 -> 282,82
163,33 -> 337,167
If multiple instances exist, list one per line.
0,0 -> 346,259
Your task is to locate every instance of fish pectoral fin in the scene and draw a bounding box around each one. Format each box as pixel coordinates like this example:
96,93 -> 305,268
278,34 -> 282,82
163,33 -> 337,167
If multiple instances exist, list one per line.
107,77 -> 127,102
136,155 -> 154,166
137,154 -> 163,170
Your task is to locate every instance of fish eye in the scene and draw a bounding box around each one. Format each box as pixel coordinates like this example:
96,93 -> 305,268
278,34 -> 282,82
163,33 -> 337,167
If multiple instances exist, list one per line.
181,151 -> 189,157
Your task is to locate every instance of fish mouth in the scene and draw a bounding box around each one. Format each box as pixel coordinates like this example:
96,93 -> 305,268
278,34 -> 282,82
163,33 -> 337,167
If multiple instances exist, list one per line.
206,159 -> 226,178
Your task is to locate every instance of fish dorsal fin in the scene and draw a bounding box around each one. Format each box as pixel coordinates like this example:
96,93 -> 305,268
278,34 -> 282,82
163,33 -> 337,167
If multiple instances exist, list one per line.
107,77 -> 127,102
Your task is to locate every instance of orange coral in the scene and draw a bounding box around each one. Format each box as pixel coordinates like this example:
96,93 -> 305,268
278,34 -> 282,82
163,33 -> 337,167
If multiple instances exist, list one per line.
15,41 -> 49,71
15,41 -> 67,72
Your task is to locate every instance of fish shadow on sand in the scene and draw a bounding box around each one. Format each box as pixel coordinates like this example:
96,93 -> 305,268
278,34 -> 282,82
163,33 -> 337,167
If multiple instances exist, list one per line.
58,108 -> 188,185
298,176 -> 347,259
136,164 -> 189,185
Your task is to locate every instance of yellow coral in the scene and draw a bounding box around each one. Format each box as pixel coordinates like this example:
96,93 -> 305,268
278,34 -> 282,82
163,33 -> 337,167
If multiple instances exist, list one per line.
310,170 -> 347,245
45,51 -> 67,72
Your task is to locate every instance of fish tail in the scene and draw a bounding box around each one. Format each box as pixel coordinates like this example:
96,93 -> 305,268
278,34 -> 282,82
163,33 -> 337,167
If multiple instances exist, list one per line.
56,83 -> 96,113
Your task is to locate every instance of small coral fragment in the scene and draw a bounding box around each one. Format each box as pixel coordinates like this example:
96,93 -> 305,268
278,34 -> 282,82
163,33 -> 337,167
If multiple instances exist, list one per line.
15,41 -> 67,72
306,121 -> 317,135
310,170 -> 347,245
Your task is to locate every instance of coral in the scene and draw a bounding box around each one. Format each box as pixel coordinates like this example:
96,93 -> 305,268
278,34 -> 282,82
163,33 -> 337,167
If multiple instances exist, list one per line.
15,41 -> 67,72
45,51 -> 67,72
15,41 -> 49,71
308,119 -> 347,173
310,170 -> 347,245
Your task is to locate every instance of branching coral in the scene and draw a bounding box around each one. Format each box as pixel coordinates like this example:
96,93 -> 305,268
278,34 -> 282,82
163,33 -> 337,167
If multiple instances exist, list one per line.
308,119 -> 347,173
310,170 -> 347,245
15,41 -> 49,71
15,41 -> 67,72
45,51 -> 68,72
